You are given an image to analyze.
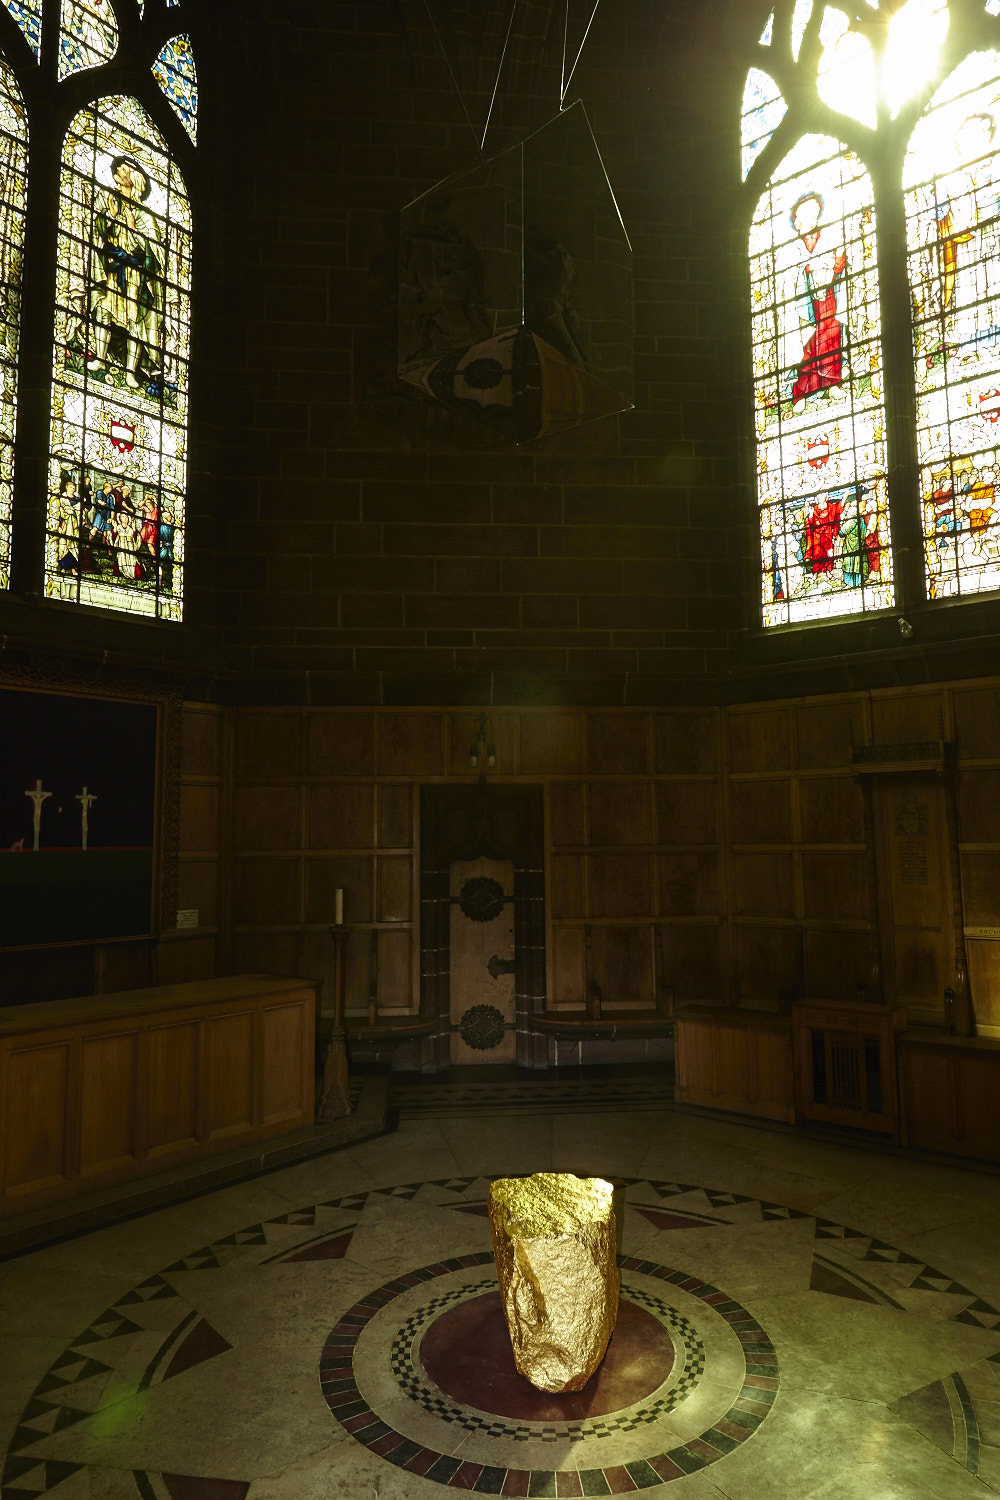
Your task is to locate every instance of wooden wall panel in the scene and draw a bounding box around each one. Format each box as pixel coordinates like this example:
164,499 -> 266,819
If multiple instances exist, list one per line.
591,926 -> 653,1006
261,1004 -> 305,1123
234,857 -> 300,926
870,692 -> 942,746
181,708 -> 222,778
803,928 -> 872,1000
308,785 -> 374,849
176,861 -> 219,928
589,784 -> 653,846
588,714 -> 649,775
3,1044 -> 69,1193
659,853 -> 719,917
549,783 -> 586,846
378,856 -> 412,922
960,853 -> 1000,927
378,930 -> 411,1008
79,1035 -> 137,1176
728,709 -> 792,773
663,924 -> 722,1000
552,927 -> 585,1007
551,856 -> 584,919
736,926 -> 799,1003
654,712 -> 718,774
204,1012 -> 254,1138
377,714 -> 444,775
156,936 -> 218,986
307,712 -> 375,776
801,853 -> 867,921
146,1021 -> 199,1154
519,715 -> 584,775
901,1047 -> 957,1151
731,781 -> 792,845
795,700 -> 863,769
656,781 -> 717,844
967,940 -> 1000,1030
450,714 -> 517,776
590,854 -> 652,918
234,785 -> 299,850
230,931 -> 300,975
958,770 -> 1000,844
800,778 -> 865,844
237,711 -> 303,778
714,1025 -> 751,1099
304,856 -> 372,924
956,1054 -> 999,1155
378,784 -> 411,847
180,785 -> 220,853
953,685 -> 1000,760
753,1028 -> 795,1110
733,853 -> 795,917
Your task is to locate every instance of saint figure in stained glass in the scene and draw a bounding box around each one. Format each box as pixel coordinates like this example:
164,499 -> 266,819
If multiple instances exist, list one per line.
752,134 -> 892,626
4,1 -> 41,56
59,0 -> 118,80
906,51 -> 1000,598
86,157 -> 166,391
786,191 -> 848,408
48,96 -> 190,620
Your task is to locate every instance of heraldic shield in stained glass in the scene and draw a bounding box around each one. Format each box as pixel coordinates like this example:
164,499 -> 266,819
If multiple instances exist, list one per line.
4,0 -> 41,56
59,0 -> 117,80
751,135 -> 893,628
47,96 -> 191,620
153,33 -> 197,144
906,50 -> 1000,600
0,60 -> 26,595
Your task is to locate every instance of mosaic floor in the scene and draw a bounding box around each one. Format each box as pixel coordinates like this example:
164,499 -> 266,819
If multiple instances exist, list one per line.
2,1102 -> 1000,1496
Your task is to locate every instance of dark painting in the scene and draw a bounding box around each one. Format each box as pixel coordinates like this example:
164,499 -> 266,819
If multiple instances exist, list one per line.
0,688 -> 157,946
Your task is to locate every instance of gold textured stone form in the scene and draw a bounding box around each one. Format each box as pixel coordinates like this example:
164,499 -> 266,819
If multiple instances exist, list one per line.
488,1172 -> 619,1393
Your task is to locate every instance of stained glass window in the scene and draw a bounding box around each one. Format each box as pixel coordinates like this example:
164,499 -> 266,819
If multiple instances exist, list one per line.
4,1 -> 41,56
752,135 -> 892,626
742,69 -> 786,181
0,61 -> 26,594
47,96 -> 191,619
59,0 -> 117,81
817,9 -> 877,128
152,34 -> 197,144
792,0 -> 813,60
906,51 -> 1000,599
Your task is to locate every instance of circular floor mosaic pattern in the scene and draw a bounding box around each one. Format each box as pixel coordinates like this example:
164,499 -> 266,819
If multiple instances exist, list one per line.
4,1172 -> 1000,1498
321,1251 -> 777,1491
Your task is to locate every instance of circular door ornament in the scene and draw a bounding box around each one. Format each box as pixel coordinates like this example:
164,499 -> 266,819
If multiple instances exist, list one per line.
458,876 -> 506,923
458,1004 -> 507,1051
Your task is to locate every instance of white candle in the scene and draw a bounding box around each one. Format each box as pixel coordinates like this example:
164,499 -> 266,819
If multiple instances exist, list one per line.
334,888 -> 344,925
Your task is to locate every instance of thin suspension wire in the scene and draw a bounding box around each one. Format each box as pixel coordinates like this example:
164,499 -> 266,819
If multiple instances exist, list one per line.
480,0 -> 517,150
561,0 -> 601,107
421,0 -> 478,146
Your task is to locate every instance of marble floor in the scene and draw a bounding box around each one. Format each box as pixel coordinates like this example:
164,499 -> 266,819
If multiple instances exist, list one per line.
2,1102 -> 1000,1498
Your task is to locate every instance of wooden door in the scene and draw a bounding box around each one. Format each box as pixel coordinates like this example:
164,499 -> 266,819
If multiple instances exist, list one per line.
449,856 -> 515,1064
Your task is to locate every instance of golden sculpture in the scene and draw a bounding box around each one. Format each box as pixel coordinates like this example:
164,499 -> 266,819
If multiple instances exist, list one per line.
488,1172 -> 619,1393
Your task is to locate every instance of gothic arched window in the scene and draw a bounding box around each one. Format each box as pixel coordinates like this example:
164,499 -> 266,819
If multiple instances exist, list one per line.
744,1 -> 1000,629
0,0 -> 196,621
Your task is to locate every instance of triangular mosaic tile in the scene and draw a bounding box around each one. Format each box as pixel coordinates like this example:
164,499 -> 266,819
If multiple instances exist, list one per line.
646,1181 -> 700,1198
760,1202 -> 811,1221
214,1226 -> 267,1247
35,1354 -> 112,1395
429,1177 -> 480,1192
320,1193 -> 369,1212
266,1208 -> 317,1227
373,1185 -> 422,1201
115,1275 -> 179,1306
162,1249 -> 223,1273
1,1456 -> 84,1493
71,1311 -> 143,1346
8,1400 -> 90,1451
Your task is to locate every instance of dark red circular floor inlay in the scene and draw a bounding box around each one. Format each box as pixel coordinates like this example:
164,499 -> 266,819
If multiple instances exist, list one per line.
418,1292 -> 674,1420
